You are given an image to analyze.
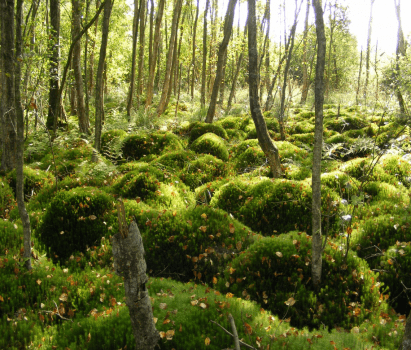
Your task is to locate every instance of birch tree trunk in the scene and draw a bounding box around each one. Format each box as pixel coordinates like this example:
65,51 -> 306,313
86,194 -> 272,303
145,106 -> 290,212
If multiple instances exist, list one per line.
363,0 -> 375,104
300,0 -> 310,104
112,212 -> 159,350
200,0 -> 210,108
190,0 -> 200,100
15,0 -> 32,270
394,0 -> 406,114
136,0 -> 146,106
205,0 -> 237,123
247,0 -> 281,178
311,0 -> 326,289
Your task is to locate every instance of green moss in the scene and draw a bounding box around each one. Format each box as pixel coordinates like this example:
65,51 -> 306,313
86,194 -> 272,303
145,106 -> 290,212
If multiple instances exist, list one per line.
225,128 -> 247,141
195,178 -> 232,205
0,177 -> 16,219
217,232 -> 382,329
379,154 -> 411,188
321,171 -> 361,199
189,122 -> 228,142
190,133 -> 229,161
234,146 -> 266,173
152,150 -> 197,171
324,115 -> 367,132
290,132 -> 315,145
214,115 -> 251,131
38,186 -> 116,261
100,129 -> 127,162
121,132 -> 183,162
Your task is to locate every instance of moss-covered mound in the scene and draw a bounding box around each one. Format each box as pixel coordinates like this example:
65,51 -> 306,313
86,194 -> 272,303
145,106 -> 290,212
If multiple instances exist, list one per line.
210,178 -> 339,235
151,150 -> 197,171
6,166 -> 54,200
178,154 -> 229,190
38,186 -> 115,261
324,115 -> 368,132
0,177 -> 16,219
121,132 -> 183,162
217,232 -> 382,329
321,171 -> 361,199
190,133 -> 229,161
124,203 -> 257,284
379,154 -> 411,188
189,122 -> 228,142
214,115 -> 251,131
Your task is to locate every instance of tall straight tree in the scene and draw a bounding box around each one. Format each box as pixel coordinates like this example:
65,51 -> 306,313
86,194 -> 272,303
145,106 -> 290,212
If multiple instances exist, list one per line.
200,0 -> 210,108
156,0 -> 183,117
145,0 -> 165,109
394,0 -> 406,114
136,0 -> 146,106
247,0 -> 282,178
46,0 -> 61,130
205,0 -> 237,123
311,0 -> 326,289
72,0 -> 89,134
0,0 -> 17,171
126,0 -> 141,117
363,0 -> 375,103
190,0 -> 200,100
93,0 -> 113,162
300,0 -> 311,104
15,0 -> 32,270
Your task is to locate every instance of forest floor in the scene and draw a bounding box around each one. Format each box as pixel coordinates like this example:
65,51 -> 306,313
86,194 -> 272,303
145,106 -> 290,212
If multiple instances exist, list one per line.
1,95 -> 410,349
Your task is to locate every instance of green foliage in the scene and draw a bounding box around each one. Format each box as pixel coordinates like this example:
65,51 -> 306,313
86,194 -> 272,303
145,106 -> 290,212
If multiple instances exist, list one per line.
0,178 -> 16,219
178,155 -> 229,190
190,133 -> 229,161
217,232 -> 383,329
121,132 -> 183,162
189,122 -> 228,142
100,129 -> 127,162
38,187 -> 116,261
152,150 -> 196,171
214,115 -> 251,131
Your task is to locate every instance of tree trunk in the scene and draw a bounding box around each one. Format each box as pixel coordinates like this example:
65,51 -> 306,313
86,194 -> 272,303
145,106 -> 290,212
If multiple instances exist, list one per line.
200,0 -> 210,108
300,0 -> 310,104
145,0 -> 165,109
401,309 -> 411,349
394,0 -> 406,114
190,0 -> 200,100
15,0 -> 32,270
136,0 -> 146,106
0,0 -> 17,171
356,48 -> 363,105
88,0 -> 101,95
311,0 -> 326,289
72,0 -> 89,134
46,0 -> 60,131
126,0 -> 141,118
218,51 -> 227,106
247,0 -> 281,178
156,0 -> 183,117
93,0 -> 113,162
205,0 -> 237,123
363,0 -> 375,103
112,208 -> 159,350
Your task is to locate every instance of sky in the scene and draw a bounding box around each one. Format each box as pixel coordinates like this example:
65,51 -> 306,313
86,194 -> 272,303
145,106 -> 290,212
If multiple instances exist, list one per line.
198,0 -> 411,56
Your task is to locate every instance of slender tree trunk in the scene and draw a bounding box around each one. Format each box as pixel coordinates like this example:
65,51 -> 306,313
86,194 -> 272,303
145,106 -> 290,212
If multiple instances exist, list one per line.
190,0 -> 199,100
394,0 -> 406,114
311,0 -> 326,289
200,0 -> 210,108
93,0 -> 113,162
205,0 -> 237,123
145,0 -> 165,108
46,0 -> 60,130
374,41 -> 379,100
88,0 -> 101,94
325,2 -> 335,100
218,51 -> 227,106
401,307 -> 411,349
156,0 -> 183,116
258,0 -> 270,100
0,0 -> 17,172
356,48 -> 363,105
300,0 -> 310,104
84,0 -> 90,122
147,0 -> 154,93
15,0 -> 32,270
126,0 -> 141,117
72,0 -> 89,134
247,0 -> 281,178
364,0 -> 375,104
136,0 -> 146,106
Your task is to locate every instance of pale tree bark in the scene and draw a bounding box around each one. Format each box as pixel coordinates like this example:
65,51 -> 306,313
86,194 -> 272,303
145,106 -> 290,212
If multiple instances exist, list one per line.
363,0 -> 375,103
258,0 -> 270,100
300,0 -> 310,104
190,0 -> 200,100
112,203 -> 159,350
136,0 -> 146,106
88,0 -> 101,95
325,1 -> 335,101
72,0 -> 89,134
93,0 -> 113,162
394,0 -> 406,114
205,0 -> 237,123
15,0 -> 32,270
46,0 -> 60,131
156,0 -> 183,117
248,0 -> 282,178
311,0 -> 326,289
145,0 -> 165,109
218,51 -> 227,106
0,0 -> 17,171
200,0 -> 210,108
355,47 -> 363,105
126,0 -> 141,117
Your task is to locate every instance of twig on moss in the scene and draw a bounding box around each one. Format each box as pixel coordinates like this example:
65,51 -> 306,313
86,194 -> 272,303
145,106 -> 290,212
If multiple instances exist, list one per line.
210,319 -> 256,349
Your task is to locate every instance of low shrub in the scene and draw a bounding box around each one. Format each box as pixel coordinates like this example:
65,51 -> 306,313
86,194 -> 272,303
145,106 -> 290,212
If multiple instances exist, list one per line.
217,232 -> 383,329
190,133 -> 229,161
38,186 -> 116,261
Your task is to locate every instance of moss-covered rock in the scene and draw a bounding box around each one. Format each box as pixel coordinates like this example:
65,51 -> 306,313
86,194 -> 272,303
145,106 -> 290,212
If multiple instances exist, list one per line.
38,187 -> 116,261
190,133 -> 229,161
121,132 -> 183,162
217,232 -> 382,329
189,122 -> 228,142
